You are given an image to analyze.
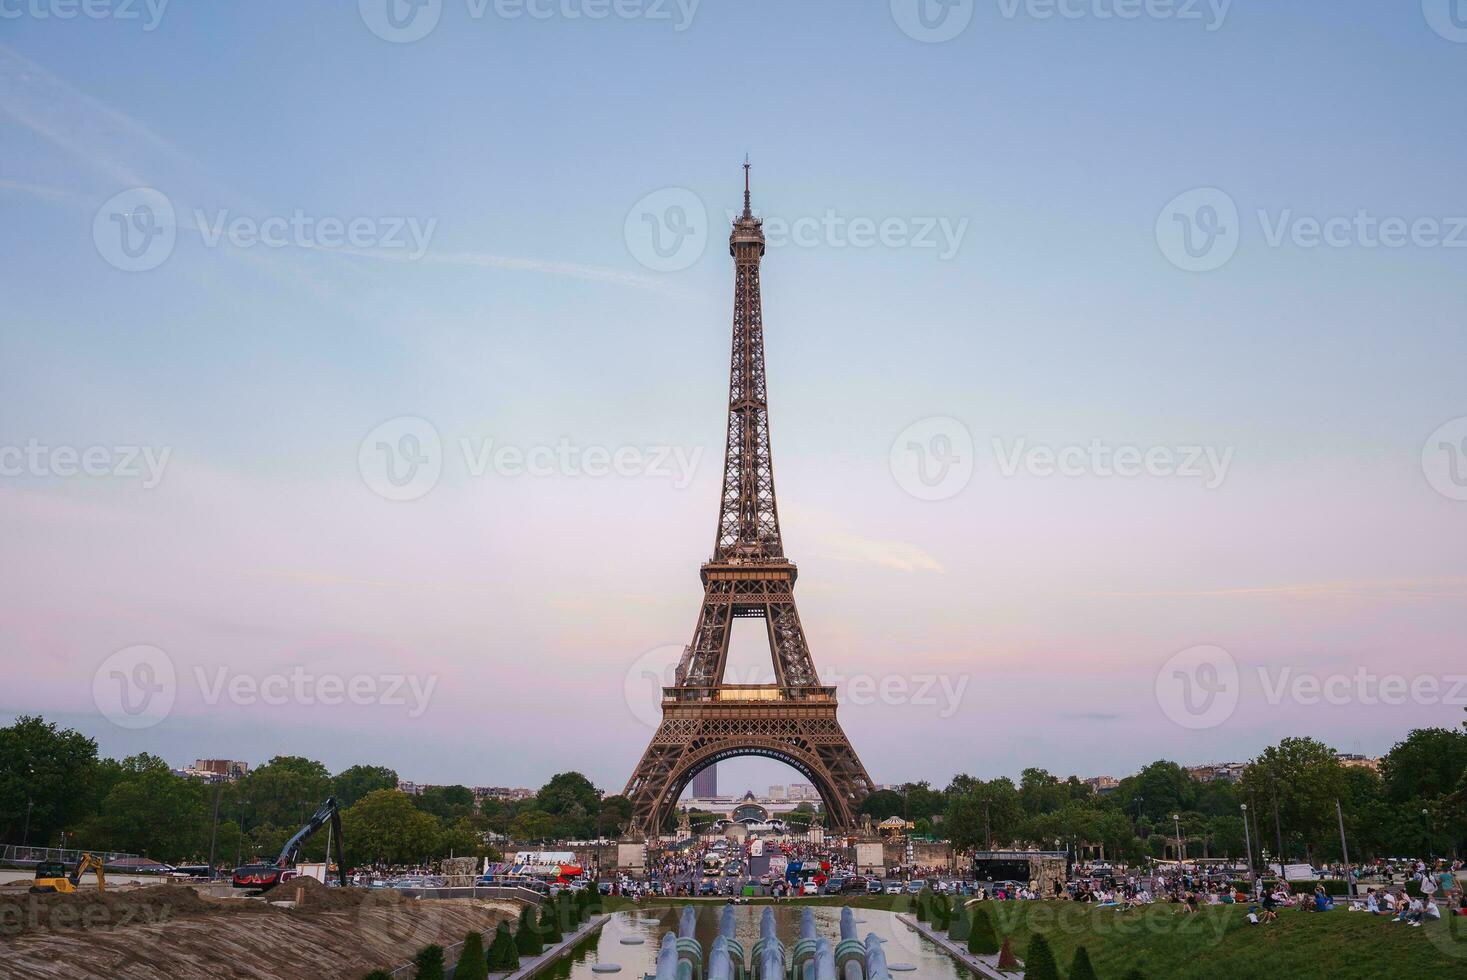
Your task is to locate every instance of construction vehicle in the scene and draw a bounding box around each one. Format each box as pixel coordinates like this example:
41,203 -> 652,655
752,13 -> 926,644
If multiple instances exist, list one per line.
31,853 -> 107,894
232,796 -> 347,890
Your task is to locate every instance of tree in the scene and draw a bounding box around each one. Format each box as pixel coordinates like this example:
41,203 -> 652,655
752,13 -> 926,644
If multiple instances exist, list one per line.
1019,769 -> 1069,816
859,789 -> 906,821
73,760 -> 210,860
414,785 -> 475,822
516,905 -> 542,955
511,809 -> 555,842
332,765 -> 399,808
0,716 -> 102,846
1023,933 -> 1059,980
437,817 -> 493,860
1113,761 -> 1193,823
412,944 -> 445,980
237,756 -> 331,832
596,794 -> 632,837
898,781 -> 944,821
1069,945 -> 1099,980
945,779 -> 1021,851
535,772 -> 601,838
341,790 -> 440,865
966,905 -> 999,955
488,921 -> 520,969
1239,737 -> 1348,860
1380,728 -> 1467,803
455,931 -> 487,980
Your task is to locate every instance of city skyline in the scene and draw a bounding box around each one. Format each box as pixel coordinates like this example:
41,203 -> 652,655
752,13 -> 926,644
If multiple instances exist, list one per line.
2,3 -> 1465,794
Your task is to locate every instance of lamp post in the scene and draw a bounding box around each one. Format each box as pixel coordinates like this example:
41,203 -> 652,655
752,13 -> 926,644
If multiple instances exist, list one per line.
1241,803 -> 1256,897
1421,808 -> 1431,862
22,797 -> 33,849
1172,814 -> 1183,881
236,799 -> 249,869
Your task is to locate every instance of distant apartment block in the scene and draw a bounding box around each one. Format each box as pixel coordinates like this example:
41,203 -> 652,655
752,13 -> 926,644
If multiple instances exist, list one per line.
180,759 -> 249,782
1335,752 -> 1381,772
1081,775 -> 1119,793
1186,763 -> 1247,783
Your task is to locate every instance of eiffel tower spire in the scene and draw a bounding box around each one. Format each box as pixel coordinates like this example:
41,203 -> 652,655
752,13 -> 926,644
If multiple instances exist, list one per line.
622,164 -> 874,837
718,159 -> 782,562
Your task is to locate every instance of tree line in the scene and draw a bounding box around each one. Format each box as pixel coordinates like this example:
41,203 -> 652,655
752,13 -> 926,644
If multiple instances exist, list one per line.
2,715 -> 1462,867
861,728 -> 1466,864
0,716 -> 632,867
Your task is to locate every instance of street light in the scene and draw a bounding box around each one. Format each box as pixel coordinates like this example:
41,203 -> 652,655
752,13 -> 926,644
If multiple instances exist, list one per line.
1172,814 -> 1182,878
1240,803 -> 1256,897
1421,808 -> 1431,862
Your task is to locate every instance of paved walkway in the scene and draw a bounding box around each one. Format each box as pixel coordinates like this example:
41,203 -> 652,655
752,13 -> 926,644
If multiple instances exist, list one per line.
897,913 -> 1023,979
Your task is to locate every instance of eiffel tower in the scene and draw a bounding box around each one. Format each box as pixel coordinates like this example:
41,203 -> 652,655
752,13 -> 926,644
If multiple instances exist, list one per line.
623,163 -> 874,836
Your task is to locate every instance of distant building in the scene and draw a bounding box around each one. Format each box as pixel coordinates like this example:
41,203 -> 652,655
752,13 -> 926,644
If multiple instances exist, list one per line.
180,759 -> 248,783
768,785 -> 788,800
1335,753 -> 1381,772
397,780 -> 424,796
1081,775 -> 1119,794
1186,763 -> 1247,783
475,786 -> 535,801
786,783 -> 819,801
691,765 -> 718,798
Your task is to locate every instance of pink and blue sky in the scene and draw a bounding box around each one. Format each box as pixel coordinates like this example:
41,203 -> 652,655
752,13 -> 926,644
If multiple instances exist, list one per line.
2,1 -> 1464,795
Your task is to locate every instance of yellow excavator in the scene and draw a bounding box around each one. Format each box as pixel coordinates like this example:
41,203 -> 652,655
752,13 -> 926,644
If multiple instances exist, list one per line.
31,853 -> 107,894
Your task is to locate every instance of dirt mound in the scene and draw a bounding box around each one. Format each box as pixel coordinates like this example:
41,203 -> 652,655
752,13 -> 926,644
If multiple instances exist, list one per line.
260,876 -> 402,913
0,885 -> 232,938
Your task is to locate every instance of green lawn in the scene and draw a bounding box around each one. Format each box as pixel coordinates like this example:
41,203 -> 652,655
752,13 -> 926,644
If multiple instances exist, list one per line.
973,901 -> 1466,979
596,895 -> 1467,977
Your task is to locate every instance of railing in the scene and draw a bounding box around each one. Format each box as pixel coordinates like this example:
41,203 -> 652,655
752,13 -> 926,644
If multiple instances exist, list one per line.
2,844 -> 140,867
663,685 -> 837,704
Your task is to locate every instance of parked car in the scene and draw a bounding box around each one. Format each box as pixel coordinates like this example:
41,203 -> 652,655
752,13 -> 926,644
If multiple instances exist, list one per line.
883,881 -> 904,895
904,880 -> 924,895
841,877 -> 869,895
867,879 -> 885,894
801,880 -> 820,896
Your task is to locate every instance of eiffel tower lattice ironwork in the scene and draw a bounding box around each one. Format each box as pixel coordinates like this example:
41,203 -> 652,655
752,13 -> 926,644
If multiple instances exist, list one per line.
623,164 -> 875,835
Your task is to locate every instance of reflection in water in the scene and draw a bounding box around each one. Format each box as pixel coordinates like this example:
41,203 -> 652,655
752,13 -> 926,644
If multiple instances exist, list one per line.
540,905 -> 977,978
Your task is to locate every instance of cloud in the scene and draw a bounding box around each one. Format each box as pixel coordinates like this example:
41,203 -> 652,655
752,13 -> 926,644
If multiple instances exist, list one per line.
1092,578 -> 1467,600
816,531 -> 944,573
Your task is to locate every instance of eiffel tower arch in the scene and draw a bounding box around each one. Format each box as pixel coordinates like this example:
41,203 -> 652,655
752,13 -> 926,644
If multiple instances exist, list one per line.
623,164 -> 875,836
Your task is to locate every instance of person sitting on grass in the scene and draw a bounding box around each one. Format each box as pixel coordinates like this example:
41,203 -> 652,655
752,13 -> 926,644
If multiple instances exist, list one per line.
1313,886 -> 1335,912
1363,889 -> 1381,914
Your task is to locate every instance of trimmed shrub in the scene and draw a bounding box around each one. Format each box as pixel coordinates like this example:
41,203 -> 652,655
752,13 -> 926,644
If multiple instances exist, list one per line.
516,905 -> 542,955
455,931 -> 487,980
916,887 -> 931,921
996,937 -> 1020,971
487,921 -> 520,970
412,944 -> 445,980
1022,934 -> 1060,980
966,904 -> 999,956
539,900 -> 562,943
1068,945 -> 1099,980
948,903 -> 972,942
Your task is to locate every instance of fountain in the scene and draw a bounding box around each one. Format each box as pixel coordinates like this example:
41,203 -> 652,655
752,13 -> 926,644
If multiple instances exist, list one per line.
644,907 -> 897,980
